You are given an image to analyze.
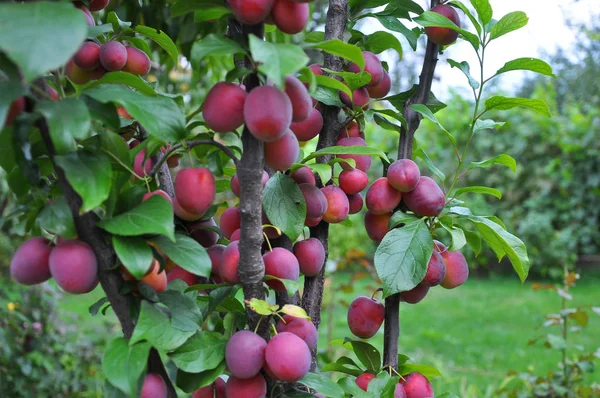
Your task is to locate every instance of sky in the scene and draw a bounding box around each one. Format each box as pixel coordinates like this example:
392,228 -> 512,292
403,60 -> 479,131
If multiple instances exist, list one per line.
367,0 -> 597,98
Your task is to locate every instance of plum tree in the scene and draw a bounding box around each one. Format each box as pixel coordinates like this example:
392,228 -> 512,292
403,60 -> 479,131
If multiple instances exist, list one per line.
355,373 -> 376,391
99,41 -> 127,71
140,373 -> 167,398
228,0 -> 274,24
425,5 -> 460,46
284,75 -> 312,122
276,314 -> 318,350
123,46 -> 151,76
226,374 -> 267,398
174,168 -> 216,216
10,237 -> 53,285
74,41 -> 100,70
401,372 -> 434,398
440,250 -> 469,289
219,207 -> 241,240
387,159 -> 421,192
263,129 -> 300,171
364,211 -> 392,242
225,330 -> 267,379
290,107 -> 323,142
244,86 -> 293,141
299,183 -> 328,219
402,176 -> 445,217
271,0 -> 309,34
347,296 -> 385,338
263,248 -> 300,291
339,168 -> 369,195
49,240 -> 98,294
219,241 -> 240,284
193,377 -> 226,398
366,177 -> 402,215
265,332 -> 311,382
293,237 -> 325,277
202,82 -> 247,133
321,185 -> 349,223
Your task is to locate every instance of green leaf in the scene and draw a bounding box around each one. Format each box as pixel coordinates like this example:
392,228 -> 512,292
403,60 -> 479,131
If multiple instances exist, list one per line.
55,152 -> 112,213
135,25 -> 178,65
112,236 -> 153,279
305,40 -> 365,70
373,113 -> 401,133
484,96 -> 550,117
372,16 -> 420,51
87,24 -> 114,39
89,297 -> 109,316
468,154 -> 516,173
456,224 -> 482,256
397,363 -> 442,379
169,331 -> 226,373
439,217 -> 467,252
367,372 -> 398,398
85,71 -> 157,96
194,7 -> 232,22
0,2 -> 87,81
312,86 -> 346,108
489,11 -> 528,41
346,340 -> 381,374
300,373 -> 345,398
175,362 -> 226,393
249,35 -> 308,88
388,212 -> 420,229
0,81 -> 26,128
374,219 -> 433,297
98,195 -> 175,241
263,173 -> 306,241
97,131 -> 131,170
414,11 -> 480,50
363,31 -> 402,57
372,109 -> 407,129
191,34 -> 245,64
324,69 -> 372,91
338,377 -> 371,398
102,338 -> 151,395
302,145 -> 388,164
36,98 -> 92,155
384,84 -> 446,114
37,197 -> 77,238
454,186 -> 502,199
409,104 -> 457,148
448,1 -> 482,35
447,59 -> 480,90
414,148 -> 446,182
130,301 -> 195,352
84,84 -> 187,142
546,334 -> 566,350
150,234 -> 211,278
470,0 -> 493,25
307,163 -> 332,185
315,75 -> 353,100
172,0 -> 225,16
495,57 -> 555,78
473,119 -> 505,133
305,31 -> 325,43
467,216 -> 529,281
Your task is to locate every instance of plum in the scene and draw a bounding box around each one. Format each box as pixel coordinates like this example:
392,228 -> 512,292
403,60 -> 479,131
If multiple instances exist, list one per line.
189,218 -> 219,247
123,46 -> 151,76
265,332 -> 311,382
401,372 -> 434,398
219,241 -> 240,284
141,373 -> 167,398
367,70 -> 392,98
49,240 -> 98,294
425,5 -> 460,46
244,86 -> 292,142
167,266 -> 197,286
321,185 -> 349,224
276,314 -> 318,350
293,238 -> 325,277
291,107 -> 323,142
207,244 -> 226,276
226,374 -> 267,398
299,183 -> 328,219
285,75 -> 312,122
291,166 -> 316,185
192,377 -> 226,398
10,238 -> 53,285
348,51 -> 384,87
219,207 -> 241,240
387,159 -> 421,192
399,283 -> 430,304
226,330 -> 267,379
264,129 -> 300,171
175,168 -> 216,216
422,250 -> 446,287
272,0 -> 309,34
365,177 -> 402,215
402,176 -> 445,217
263,248 -> 300,292
99,41 -> 127,71
356,373 -> 376,391
347,193 -> 364,214
203,82 -> 247,133
364,211 -> 392,242
339,169 -> 369,195
74,41 -> 100,70
336,137 -> 371,172
440,250 -> 469,289
229,0 -> 275,24
347,296 -> 385,338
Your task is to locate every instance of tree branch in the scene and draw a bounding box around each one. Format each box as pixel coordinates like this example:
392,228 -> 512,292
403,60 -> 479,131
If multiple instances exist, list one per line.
301,0 -> 349,371
383,0 -> 441,370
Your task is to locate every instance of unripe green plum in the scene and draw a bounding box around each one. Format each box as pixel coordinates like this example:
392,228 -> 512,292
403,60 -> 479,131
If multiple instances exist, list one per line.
285,75 -> 312,122
347,296 -> 385,338
226,374 -> 267,398
226,330 -> 267,379
175,168 -> 216,216
336,137 -> 371,171
367,70 -> 392,98
293,237 -> 325,277
321,185 -> 349,224
10,238 -> 53,285
203,82 -> 247,133
366,177 -> 402,215
219,207 -> 241,240
291,107 -> 323,142
401,372 -> 434,398
364,211 -> 391,242
355,373 -> 376,391
347,193 -> 364,214
402,176 -> 445,216
219,241 -> 240,284
387,159 -> 421,192
272,0 -> 309,35
299,183 -> 328,219
339,168 -> 369,195
291,166 -> 316,185
265,332 -> 311,382
189,218 -> 219,247
193,377 -> 226,398
263,248 -> 300,292
425,5 -> 460,46
99,41 -> 127,71
440,250 -> 469,289
49,240 -> 98,294
123,46 -> 151,76
229,0 -> 275,24
348,51 -> 384,87
74,41 -> 100,70
264,130 -> 300,171
276,314 -> 318,350
244,86 -> 292,142
399,282 -> 430,304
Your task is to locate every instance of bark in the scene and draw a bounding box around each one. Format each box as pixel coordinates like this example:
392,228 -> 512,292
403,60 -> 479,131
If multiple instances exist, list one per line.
301,0 -> 349,371
382,0 -> 441,370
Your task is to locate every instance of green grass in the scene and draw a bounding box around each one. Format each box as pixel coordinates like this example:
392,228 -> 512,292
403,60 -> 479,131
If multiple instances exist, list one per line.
318,273 -> 600,396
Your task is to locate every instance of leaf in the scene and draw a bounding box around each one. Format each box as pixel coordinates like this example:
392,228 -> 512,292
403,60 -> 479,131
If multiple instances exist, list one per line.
568,308 -> 588,327
305,40 -> 365,70
130,301 -> 195,352
280,304 -> 310,320
150,234 -> 211,277
246,298 -> 279,316
447,59 -> 480,90
97,131 -> 131,170
439,217 -> 467,252
85,71 -> 157,96
388,212 -> 420,229
373,16 -> 420,51
89,297 -> 108,316
455,224 -> 482,256
454,186 -> 502,199
135,25 -> 178,65
473,119 -> 505,133
300,373 -> 345,398
175,362 -> 226,393
468,154 -> 516,173
363,31 -> 402,58
112,236 -> 153,279
84,84 -> 187,142
55,152 -> 112,213
98,195 -> 175,241
321,357 -> 362,377
106,11 -> 131,30
0,2 -> 87,81
495,57 -> 555,78
302,146 -> 388,163
414,11 -> 480,50
484,96 -> 551,117
347,340 -> 381,374
249,35 -> 308,88
37,197 -> 77,238
467,216 -> 529,281
169,332 -> 226,373
36,98 -> 92,155
373,113 -> 401,133
191,34 -> 245,64
546,334 -> 566,350
367,372 -> 398,398
324,69 -> 372,91
489,11 -> 528,41
374,219 -> 433,297
338,377 -> 371,398
414,148 -> 446,182
385,85 -> 446,115
102,338 -> 151,395
470,0 -> 493,25
172,0 -> 226,16
448,2 -> 482,35
397,363 -> 442,378
315,75 -> 353,100
409,104 -> 457,148
0,81 -> 26,128
263,173 -> 306,241
308,163 -> 332,185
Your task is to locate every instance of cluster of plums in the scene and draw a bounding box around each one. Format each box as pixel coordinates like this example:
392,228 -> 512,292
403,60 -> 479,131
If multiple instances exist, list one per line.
228,0 -> 313,35
355,371 -> 434,398
10,237 -> 99,294
338,50 -> 392,108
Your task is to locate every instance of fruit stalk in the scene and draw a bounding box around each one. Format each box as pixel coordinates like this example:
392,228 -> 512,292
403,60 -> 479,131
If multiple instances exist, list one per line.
383,0 -> 441,370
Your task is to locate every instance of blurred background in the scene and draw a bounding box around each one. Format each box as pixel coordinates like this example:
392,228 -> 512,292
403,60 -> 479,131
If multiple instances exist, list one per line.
1,0 -> 598,396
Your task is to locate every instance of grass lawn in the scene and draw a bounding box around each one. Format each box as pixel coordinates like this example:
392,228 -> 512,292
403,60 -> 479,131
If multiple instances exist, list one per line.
318,272 -> 600,397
